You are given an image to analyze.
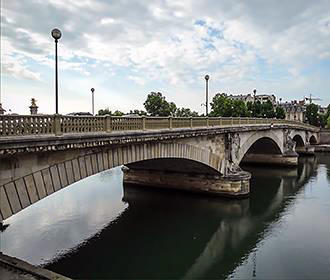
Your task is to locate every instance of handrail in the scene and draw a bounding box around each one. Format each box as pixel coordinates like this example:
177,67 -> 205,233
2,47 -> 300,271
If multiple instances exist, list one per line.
0,115 -> 318,137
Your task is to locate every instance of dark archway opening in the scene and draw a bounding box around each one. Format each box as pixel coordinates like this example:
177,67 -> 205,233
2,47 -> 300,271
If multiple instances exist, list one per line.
309,135 -> 317,145
293,135 -> 304,147
243,137 -> 282,156
240,137 -> 282,166
126,158 -> 221,176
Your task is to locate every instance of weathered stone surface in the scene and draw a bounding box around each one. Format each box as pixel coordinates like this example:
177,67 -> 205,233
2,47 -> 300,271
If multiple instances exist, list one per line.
0,125 -> 319,220
24,175 -> 39,203
14,178 -> 30,208
50,165 -> 61,191
78,157 -> 87,178
65,161 -> 75,184
42,169 -> 54,195
0,186 -> 12,219
123,168 -> 250,198
71,159 -> 81,181
33,171 -> 47,199
57,163 -> 68,188
0,253 -> 71,280
4,182 -> 21,214
85,155 -> 93,176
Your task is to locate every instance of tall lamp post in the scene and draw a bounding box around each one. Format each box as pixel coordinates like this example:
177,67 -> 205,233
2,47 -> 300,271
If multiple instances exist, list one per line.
51,28 -> 62,114
91,88 -> 95,115
205,75 -> 209,116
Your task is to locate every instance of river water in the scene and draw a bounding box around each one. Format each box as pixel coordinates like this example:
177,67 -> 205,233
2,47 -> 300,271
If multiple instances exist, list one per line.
1,154 -> 330,279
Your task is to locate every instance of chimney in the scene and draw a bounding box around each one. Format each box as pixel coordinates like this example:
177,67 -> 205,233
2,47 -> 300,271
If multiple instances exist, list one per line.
30,98 -> 38,115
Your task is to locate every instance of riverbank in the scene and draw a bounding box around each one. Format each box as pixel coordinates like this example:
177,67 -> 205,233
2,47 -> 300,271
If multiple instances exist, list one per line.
313,144 -> 330,152
0,253 -> 70,280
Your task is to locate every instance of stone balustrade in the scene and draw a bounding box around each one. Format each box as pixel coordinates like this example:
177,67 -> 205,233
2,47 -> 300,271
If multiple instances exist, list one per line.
0,115 -> 317,137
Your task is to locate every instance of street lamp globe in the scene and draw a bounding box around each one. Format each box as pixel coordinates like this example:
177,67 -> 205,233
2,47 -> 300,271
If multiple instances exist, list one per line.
91,88 -> 95,93
205,74 -> 209,81
51,28 -> 62,40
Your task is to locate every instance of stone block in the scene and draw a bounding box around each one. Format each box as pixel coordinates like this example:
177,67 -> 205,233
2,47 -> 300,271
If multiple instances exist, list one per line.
14,178 -> 31,208
24,175 -> 39,203
4,182 -> 21,214
33,171 -> 47,199
42,169 -> 54,195
0,186 -> 12,219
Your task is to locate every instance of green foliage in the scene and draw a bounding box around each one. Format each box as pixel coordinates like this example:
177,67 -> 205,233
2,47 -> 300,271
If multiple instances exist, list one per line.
129,109 -> 147,116
327,115 -> 330,128
210,94 -> 277,118
262,100 -> 275,118
175,107 -> 199,117
210,93 -> 235,117
98,108 -> 111,116
112,110 -> 124,116
143,92 -> 176,116
319,114 -> 327,128
306,103 -> 320,126
275,106 -> 286,119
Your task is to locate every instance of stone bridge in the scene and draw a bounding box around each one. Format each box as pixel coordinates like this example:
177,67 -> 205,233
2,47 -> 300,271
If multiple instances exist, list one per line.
0,115 -> 319,221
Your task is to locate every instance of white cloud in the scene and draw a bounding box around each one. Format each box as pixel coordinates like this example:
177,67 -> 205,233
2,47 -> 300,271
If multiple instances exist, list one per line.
1,0 -> 330,115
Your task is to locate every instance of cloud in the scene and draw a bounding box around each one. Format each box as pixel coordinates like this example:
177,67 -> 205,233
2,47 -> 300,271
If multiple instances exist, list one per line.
1,0 -> 330,114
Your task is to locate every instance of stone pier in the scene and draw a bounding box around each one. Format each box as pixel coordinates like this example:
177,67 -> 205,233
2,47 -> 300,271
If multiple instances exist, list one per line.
240,153 -> 298,166
122,167 -> 251,198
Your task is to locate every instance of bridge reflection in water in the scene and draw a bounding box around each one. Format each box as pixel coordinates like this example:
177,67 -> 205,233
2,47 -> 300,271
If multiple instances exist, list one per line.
31,156 -> 319,279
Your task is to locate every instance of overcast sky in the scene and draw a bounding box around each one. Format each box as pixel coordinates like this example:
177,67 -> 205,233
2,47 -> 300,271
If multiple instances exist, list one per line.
1,0 -> 330,114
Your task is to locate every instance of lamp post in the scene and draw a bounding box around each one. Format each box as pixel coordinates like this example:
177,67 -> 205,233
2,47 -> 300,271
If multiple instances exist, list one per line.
91,88 -> 95,115
205,75 -> 209,116
51,28 -> 62,114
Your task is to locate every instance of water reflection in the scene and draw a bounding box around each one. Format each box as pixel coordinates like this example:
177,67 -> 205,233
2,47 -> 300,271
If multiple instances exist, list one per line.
2,155 -> 330,279
1,168 -> 127,265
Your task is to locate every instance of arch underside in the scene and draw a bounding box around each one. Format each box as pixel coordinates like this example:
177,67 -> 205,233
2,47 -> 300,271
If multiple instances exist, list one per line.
310,135 -> 317,144
238,131 -> 284,164
292,134 -> 305,147
0,142 -> 223,221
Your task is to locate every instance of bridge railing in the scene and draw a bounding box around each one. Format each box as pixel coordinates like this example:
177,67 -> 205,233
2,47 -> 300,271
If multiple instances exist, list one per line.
0,115 -> 317,137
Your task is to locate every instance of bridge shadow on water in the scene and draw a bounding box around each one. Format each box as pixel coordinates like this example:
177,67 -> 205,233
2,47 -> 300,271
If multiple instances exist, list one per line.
45,156 -> 318,279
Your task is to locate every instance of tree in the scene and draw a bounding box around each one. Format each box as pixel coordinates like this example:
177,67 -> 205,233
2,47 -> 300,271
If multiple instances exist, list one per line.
210,93 -> 234,117
143,92 -> 176,116
261,100 -> 275,118
176,108 -> 199,117
232,100 -> 248,117
98,108 -> 111,116
112,110 -> 124,116
129,109 -> 147,116
327,115 -> 330,128
305,103 -> 319,126
275,106 -> 285,119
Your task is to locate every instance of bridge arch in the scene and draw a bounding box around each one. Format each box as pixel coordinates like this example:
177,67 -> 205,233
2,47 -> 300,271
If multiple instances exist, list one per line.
292,134 -> 305,147
237,130 -> 284,164
0,142 -> 222,221
309,135 -> 317,145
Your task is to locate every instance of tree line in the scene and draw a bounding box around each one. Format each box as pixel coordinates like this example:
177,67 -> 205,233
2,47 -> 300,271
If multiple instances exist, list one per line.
98,91 -> 330,127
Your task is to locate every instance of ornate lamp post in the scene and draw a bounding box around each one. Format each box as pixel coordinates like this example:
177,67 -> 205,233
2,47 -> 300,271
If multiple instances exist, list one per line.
205,75 -> 209,116
51,28 -> 62,114
91,88 -> 95,115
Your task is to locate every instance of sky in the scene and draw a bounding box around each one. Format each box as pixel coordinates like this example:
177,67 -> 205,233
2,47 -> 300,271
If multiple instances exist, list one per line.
1,0 -> 330,115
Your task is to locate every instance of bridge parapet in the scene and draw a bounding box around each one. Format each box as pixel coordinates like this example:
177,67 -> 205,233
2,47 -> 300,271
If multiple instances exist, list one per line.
0,115 -> 318,137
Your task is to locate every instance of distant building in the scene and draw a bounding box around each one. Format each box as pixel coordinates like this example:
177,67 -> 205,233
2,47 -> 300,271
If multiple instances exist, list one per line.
224,91 -> 277,105
280,100 -> 306,122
